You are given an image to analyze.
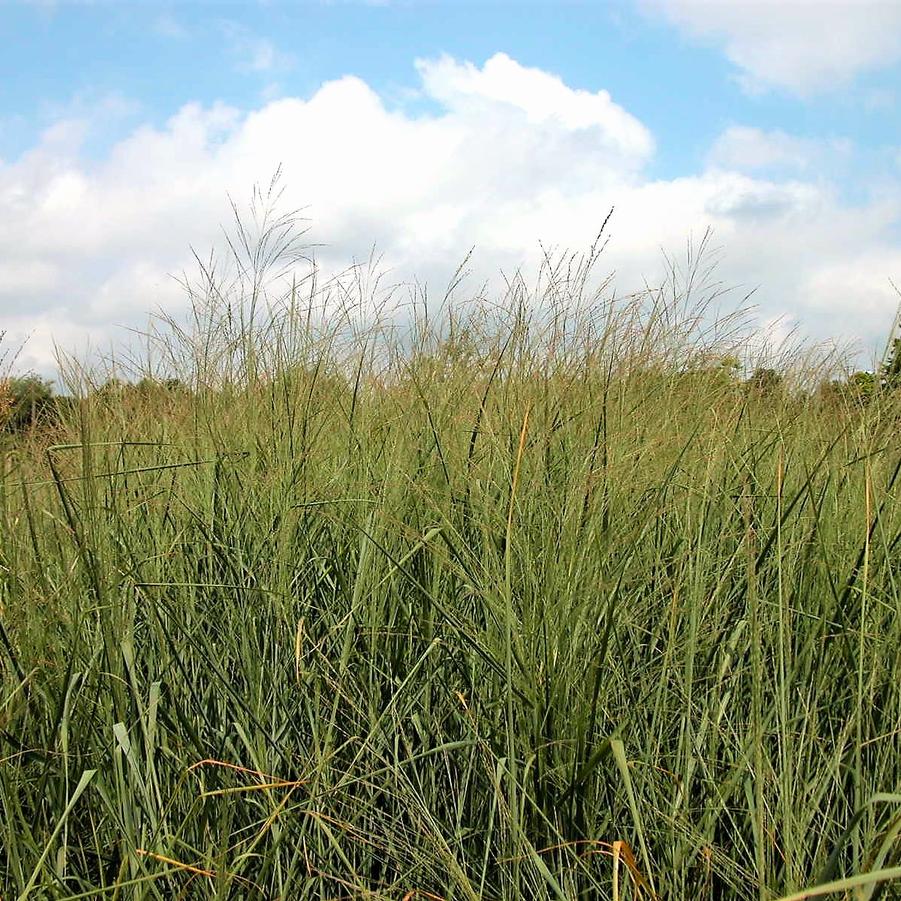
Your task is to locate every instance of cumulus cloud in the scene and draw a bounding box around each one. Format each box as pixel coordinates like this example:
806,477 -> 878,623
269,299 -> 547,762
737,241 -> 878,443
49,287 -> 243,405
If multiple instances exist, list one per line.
220,21 -> 295,74
416,52 -> 655,170
1,51 -> 899,376
152,13 -> 188,41
708,126 -> 821,172
644,0 -> 901,95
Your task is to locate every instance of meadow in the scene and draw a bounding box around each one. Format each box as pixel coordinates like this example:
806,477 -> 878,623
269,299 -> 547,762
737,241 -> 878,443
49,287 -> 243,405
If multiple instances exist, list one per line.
1,206 -> 900,899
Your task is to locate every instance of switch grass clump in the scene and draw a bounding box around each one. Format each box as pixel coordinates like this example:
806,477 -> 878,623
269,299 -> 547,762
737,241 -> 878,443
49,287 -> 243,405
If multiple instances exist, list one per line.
1,201 -> 900,899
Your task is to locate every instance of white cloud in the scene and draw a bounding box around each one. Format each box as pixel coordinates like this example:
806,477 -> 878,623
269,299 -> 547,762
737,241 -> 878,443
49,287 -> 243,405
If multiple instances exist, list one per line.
415,53 -> 655,170
864,87 -> 896,112
0,259 -> 61,299
706,127 -> 856,189
220,21 -> 294,74
708,126 -> 818,172
1,52 -> 900,377
153,14 -> 188,41
645,0 -> 901,95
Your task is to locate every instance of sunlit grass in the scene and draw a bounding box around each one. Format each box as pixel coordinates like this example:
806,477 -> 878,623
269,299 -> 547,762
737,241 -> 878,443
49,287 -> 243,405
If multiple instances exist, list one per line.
1,195 -> 900,899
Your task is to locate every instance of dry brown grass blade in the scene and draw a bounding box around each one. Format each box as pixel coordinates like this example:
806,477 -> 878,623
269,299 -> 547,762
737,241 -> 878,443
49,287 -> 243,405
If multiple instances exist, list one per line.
188,757 -> 306,786
135,849 -> 215,879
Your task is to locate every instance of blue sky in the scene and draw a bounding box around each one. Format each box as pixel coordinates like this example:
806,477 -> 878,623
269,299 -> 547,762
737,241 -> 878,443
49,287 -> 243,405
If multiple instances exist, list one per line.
2,2 -> 895,181
2,0 -> 901,374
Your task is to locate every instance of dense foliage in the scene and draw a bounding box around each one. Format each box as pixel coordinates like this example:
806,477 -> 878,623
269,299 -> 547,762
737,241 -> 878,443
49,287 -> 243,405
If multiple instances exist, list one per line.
0,375 -> 57,433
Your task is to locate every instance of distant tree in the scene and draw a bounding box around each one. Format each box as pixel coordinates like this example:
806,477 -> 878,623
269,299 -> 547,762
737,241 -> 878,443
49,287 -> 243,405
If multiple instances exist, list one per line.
135,376 -> 188,394
746,367 -> 783,396
675,354 -> 742,392
881,338 -> 901,389
0,380 -> 11,428
813,371 -> 879,409
718,355 -> 742,377
814,378 -> 845,406
1,375 -> 56,432
845,370 -> 877,405
93,378 -> 126,399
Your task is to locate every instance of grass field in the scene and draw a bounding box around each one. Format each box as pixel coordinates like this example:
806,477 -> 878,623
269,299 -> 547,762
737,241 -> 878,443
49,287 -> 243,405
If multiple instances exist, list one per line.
1,214 -> 900,899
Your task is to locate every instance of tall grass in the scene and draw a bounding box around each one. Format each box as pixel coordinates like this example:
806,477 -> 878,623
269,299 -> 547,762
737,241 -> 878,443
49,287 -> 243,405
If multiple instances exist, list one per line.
1,197 -> 900,899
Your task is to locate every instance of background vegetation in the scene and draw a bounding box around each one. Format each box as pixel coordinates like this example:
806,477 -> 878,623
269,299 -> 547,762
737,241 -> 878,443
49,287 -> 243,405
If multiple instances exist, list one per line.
1,200 -> 900,900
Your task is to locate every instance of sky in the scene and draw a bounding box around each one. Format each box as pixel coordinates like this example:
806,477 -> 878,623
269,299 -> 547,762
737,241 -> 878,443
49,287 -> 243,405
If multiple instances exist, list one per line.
1,0 -> 901,376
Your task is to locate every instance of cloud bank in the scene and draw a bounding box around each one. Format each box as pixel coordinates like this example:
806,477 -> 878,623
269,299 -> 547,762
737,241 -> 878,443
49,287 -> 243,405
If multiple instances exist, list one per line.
1,51 -> 899,375
645,0 -> 901,95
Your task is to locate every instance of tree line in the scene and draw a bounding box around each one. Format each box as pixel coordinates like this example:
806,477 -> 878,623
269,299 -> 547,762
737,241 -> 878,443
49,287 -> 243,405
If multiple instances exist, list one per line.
0,362 -> 892,437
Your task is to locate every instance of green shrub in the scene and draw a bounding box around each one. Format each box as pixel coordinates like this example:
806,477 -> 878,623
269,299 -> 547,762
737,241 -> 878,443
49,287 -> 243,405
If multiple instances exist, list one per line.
746,366 -> 783,395
1,374 -> 56,432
